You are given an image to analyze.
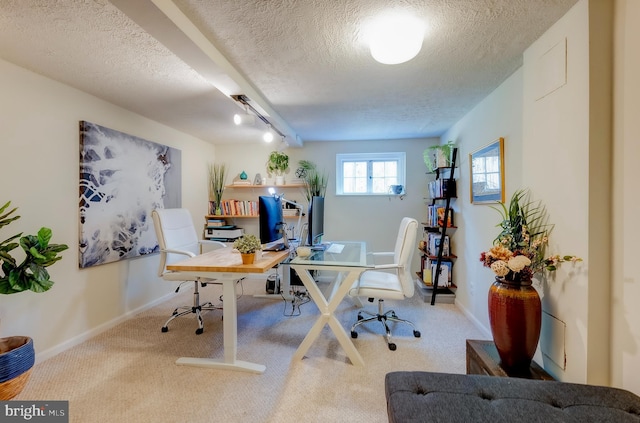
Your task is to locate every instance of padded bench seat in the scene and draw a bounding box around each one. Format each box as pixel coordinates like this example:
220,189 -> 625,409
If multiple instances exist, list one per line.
385,371 -> 640,423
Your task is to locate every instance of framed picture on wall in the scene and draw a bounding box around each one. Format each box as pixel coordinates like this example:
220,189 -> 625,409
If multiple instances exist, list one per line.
469,137 -> 505,204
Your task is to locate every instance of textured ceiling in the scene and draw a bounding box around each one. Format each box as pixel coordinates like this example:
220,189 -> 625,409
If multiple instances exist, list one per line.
0,0 -> 578,146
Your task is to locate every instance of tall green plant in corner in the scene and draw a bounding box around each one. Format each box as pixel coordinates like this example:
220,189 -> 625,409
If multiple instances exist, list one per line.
298,160 -> 328,201
208,163 -> 227,215
0,201 -> 68,294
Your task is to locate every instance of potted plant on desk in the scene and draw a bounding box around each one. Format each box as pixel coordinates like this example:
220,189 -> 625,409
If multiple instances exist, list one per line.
233,234 -> 262,264
0,201 -> 69,399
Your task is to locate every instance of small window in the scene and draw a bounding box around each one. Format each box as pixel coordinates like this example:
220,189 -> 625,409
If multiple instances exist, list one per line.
336,152 -> 406,196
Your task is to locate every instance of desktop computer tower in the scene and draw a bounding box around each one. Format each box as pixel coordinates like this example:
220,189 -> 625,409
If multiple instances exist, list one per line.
265,267 -> 307,294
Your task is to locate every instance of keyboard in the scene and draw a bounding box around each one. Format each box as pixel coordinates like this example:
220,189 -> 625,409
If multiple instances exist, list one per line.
263,243 -> 286,252
310,242 -> 332,251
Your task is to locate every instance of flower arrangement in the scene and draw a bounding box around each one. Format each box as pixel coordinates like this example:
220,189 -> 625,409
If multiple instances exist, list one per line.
479,189 -> 581,283
232,234 -> 261,254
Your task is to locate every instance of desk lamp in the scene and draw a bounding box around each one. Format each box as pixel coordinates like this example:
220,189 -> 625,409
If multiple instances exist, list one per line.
268,187 -> 304,243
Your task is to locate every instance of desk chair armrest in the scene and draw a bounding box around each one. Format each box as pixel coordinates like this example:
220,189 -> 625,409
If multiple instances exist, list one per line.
353,263 -> 401,285
161,248 -> 196,258
370,251 -> 394,257
198,239 -> 226,254
372,263 -> 401,271
367,251 -> 395,265
199,240 -> 226,248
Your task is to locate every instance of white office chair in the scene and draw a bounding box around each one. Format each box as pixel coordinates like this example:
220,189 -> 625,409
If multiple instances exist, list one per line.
349,217 -> 421,351
151,208 -> 226,335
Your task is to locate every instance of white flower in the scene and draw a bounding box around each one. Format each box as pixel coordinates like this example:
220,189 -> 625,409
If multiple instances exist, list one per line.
491,260 -> 510,277
508,255 -> 531,272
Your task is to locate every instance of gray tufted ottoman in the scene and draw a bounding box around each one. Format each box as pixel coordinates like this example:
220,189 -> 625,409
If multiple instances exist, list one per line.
385,371 -> 640,422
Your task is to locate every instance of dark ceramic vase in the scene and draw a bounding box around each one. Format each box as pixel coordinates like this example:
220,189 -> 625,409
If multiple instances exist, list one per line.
488,277 -> 541,371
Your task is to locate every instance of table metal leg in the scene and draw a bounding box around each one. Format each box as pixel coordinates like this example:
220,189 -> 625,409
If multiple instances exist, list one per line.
176,277 -> 266,374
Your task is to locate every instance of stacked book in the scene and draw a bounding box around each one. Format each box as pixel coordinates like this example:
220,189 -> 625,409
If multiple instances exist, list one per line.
206,218 -> 226,227
232,180 -> 252,186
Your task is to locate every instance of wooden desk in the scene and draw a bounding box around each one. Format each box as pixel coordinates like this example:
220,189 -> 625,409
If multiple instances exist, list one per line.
167,248 -> 290,374
466,339 -> 554,380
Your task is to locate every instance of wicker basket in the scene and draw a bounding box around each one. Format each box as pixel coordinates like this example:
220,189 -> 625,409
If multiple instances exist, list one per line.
0,336 -> 35,400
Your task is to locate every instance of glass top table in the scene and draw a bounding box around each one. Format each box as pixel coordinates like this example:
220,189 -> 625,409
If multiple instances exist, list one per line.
286,241 -> 373,269
286,241 -> 373,366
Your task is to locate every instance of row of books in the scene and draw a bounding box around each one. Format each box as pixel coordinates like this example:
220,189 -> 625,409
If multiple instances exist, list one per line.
428,178 -> 457,199
426,205 -> 454,228
423,233 -> 450,257
422,259 -> 453,287
218,199 -> 259,216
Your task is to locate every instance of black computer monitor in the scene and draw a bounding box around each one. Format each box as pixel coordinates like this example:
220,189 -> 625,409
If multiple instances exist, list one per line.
259,196 -> 285,249
307,196 -> 324,246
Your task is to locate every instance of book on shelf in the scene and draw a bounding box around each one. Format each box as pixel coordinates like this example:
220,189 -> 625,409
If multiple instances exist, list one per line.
426,205 -> 454,228
219,199 -> 258,216
428,179 -> 457,198
206,218 -> 226,227
426,233 -> 450,256
231,180 -> 252,185
431,261 -> 452,285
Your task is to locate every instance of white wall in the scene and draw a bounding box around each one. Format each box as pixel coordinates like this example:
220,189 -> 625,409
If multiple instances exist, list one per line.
611,0 -> 640,394
442,0 -> 618,387
440,67 -> 524,336
0,58 -> 216,361
522,0 -> 610,385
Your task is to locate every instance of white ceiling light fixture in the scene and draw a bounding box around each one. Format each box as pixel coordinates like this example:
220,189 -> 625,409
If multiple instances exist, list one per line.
367,13 -> 425,65
263,126 -> 275,143
233,112 -> 256,126
232,94 -> 285,143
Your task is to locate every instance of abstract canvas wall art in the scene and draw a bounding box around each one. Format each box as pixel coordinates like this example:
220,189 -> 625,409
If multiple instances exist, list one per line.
79,121 -> 181,268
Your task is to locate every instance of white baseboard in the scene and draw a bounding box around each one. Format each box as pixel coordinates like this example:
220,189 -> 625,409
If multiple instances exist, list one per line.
35,292 -> 175,364
455,301 -> 492,339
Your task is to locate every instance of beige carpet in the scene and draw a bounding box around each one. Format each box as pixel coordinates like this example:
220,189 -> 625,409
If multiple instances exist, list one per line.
16,278 -> 484,422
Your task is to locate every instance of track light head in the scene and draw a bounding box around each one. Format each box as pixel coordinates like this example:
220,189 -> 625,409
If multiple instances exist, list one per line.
233,113 -> 256,126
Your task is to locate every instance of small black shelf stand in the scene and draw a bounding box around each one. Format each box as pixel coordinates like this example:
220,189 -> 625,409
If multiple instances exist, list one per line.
430,148 -> 457,305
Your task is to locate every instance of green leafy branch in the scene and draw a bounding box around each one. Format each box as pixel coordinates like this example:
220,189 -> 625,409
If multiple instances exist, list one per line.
0,201 -> 69,294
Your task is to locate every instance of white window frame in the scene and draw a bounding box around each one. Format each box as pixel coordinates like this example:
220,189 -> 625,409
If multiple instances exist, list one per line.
336,152 -> 406,196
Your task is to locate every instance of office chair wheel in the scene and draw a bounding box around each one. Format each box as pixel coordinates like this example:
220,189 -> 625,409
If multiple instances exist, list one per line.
413,330 -> 421,338
351,331 -> 358,339
388,343 -> 397,351
161,326 -> 168,333
195,328 -> 204,335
